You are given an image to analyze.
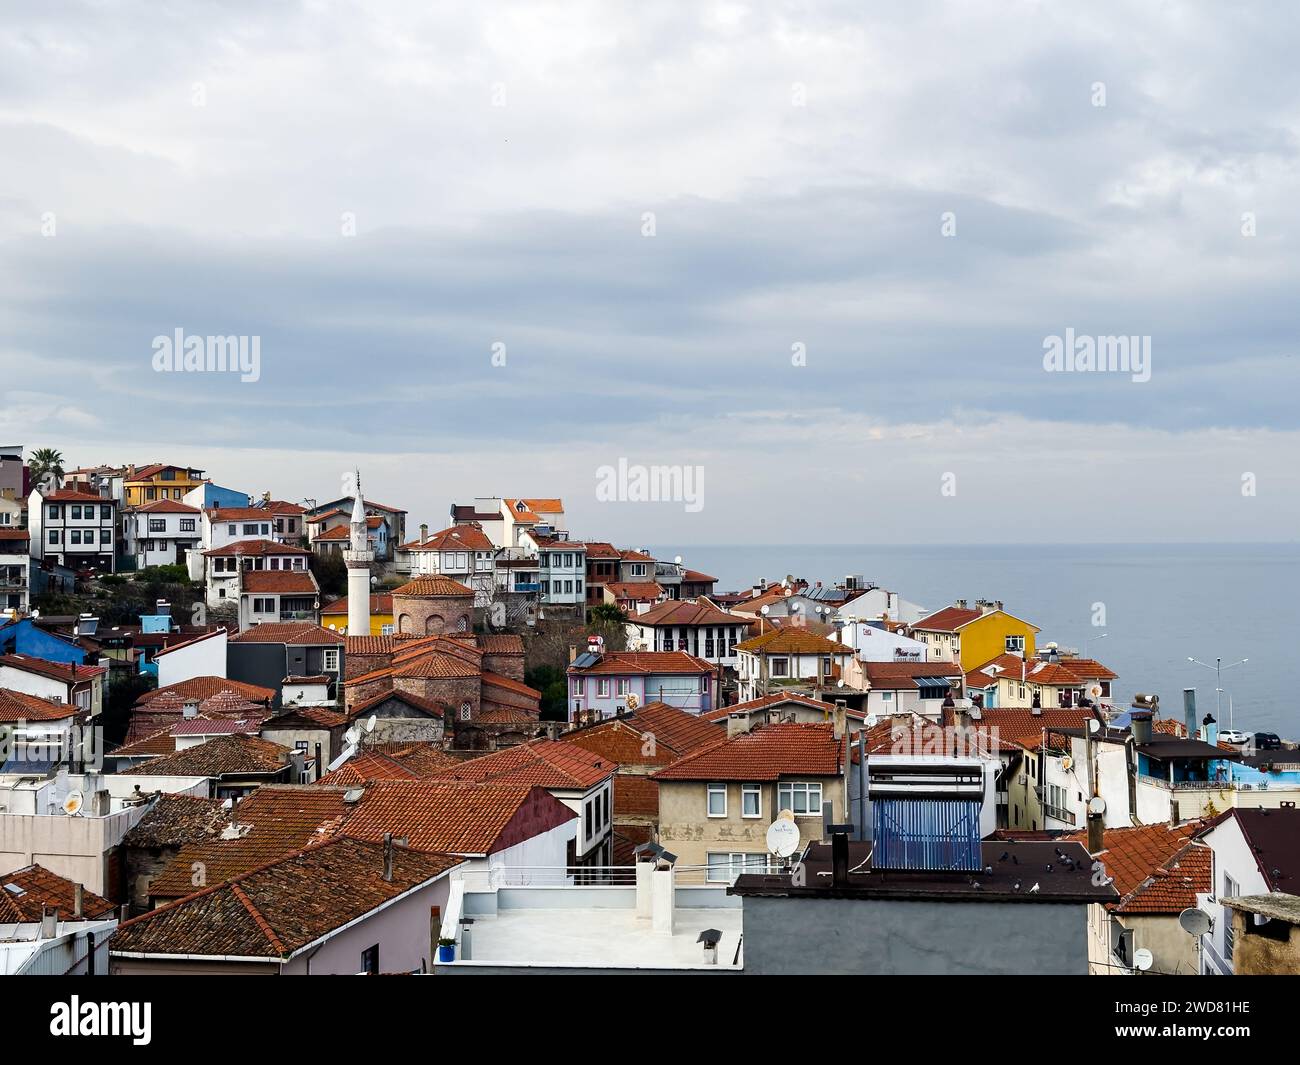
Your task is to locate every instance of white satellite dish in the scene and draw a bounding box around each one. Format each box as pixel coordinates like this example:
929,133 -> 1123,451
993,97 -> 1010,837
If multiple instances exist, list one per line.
766,818 -> 801,858
62,789 -> 85,816
674,555 -> 682,565
1087,718 -> 1101,733
1133,947 -> 1153,971
760,605 -> 770,615
1087,795 -> 1107,816
344,726 -> 361,747
365,715 -> 377,733
1061,755 -> 1074,771
1179,907 -> 1212,937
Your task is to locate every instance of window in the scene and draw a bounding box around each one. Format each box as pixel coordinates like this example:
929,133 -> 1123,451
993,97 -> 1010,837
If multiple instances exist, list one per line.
585,799 -> 594,839
227,524 -> 237,535
180,518 -> 195,532
380,623 -> 394,635
616,678 -> 630,697
777,781 -> 822,816
573,677 -> 585,696
630,563 -> 646,577
1006,635 -> 1025,653
707,783 -> 727,817
771,656 -> 790,678
1223,873 -> 1238,960
101,505 -> 112,520
100,529 -> 111,543
706,852 -> 767,882
243,523 -> 259,535
597,678 -> 610,698
70,505 -> 82,519
48,505 -> 62,519
322,649 -> 340,672
360,944 -> 379,975
48,530 -> 60,544
742,784 -> 761,818
149,519 -> 166,532
70,529 -> 82,545
881,690 -> 894,702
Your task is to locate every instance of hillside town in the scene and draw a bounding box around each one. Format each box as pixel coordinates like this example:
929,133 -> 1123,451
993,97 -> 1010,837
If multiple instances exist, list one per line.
1,448 -> 1297,976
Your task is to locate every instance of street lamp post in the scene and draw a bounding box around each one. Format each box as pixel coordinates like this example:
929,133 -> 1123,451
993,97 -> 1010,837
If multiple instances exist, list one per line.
1187,656 -> 1248,728
1216,688 -> 1235,731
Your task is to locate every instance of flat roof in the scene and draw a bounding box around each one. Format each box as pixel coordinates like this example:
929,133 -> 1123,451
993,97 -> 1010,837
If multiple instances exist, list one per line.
450,891 -> 742,971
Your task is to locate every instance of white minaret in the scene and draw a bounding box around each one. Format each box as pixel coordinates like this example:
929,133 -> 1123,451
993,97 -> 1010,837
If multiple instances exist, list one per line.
343,471 -> 373,635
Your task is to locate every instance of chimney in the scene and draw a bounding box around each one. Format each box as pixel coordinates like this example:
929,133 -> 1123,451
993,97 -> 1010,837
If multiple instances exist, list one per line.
420,523 -> 428,542
831,830 -> 850,888
568,645 -> 578,664
727,713 -> 752,740
1183,688 -> 1197,738
1087,811 -> 1104,855
1202,714 -> 1218,747
651,860 -> 675,936
41,907 -> 59,939
832,700 -> 846,741
956,599 -> 967,610
73,883 -> 84,918
383,832 -> 394,882
1131,710 -> 1153,744
635,857 -> 654,920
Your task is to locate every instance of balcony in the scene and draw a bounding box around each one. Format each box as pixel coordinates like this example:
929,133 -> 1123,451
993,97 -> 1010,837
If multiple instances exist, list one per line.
279,609 -> 317,621
1043,803 -> 1076,826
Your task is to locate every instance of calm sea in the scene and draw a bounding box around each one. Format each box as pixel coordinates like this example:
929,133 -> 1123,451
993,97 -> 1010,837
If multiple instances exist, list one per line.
646,542 -> 1299,739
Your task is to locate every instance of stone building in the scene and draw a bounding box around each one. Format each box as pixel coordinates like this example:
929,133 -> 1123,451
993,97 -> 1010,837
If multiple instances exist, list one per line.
391,575 -> 474,636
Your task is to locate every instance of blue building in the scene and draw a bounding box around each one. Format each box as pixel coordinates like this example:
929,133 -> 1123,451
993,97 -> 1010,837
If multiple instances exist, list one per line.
0,616 -> 88,665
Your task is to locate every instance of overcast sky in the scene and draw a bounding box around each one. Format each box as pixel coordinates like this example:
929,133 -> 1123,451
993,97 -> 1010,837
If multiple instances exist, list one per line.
2,1 -> 1297,543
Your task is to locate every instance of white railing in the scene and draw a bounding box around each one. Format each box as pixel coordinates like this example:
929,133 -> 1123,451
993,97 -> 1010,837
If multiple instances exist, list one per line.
453,864 -> 726,890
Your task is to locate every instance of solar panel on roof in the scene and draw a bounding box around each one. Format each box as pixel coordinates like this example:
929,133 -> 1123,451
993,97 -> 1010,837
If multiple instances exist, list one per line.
572,652 -> 600,668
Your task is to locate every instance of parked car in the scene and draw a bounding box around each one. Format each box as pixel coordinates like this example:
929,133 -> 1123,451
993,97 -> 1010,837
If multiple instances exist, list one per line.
1253,731 -> 1282,750
1219,729 -> 1251,745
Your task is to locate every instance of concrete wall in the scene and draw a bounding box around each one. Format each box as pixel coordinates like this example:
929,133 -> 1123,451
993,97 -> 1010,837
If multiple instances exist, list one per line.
740,895 -> 1089,975
157,630 -> 227,688
658,777 -> 843,871
0,805 -> 147,898
1229,911 -> 1300,975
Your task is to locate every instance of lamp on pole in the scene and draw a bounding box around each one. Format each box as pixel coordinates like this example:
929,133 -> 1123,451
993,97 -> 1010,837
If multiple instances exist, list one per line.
1187,657 -> 1248,726
1215,688 -> 1235,731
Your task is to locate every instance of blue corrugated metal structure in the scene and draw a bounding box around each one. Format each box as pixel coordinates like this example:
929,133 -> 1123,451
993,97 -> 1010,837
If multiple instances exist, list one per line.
872,798 -> 982,871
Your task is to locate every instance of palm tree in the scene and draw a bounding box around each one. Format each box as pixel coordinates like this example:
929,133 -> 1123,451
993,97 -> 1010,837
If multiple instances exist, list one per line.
28,447 -> 65,491
588,602 -> 628,627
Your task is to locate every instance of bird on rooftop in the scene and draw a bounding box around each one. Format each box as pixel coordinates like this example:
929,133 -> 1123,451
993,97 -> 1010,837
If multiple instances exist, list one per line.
1030,882 -> 1041,893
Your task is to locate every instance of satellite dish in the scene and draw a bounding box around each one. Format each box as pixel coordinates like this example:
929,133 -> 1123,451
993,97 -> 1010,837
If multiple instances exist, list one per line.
1087,718 -> 1100,733
1061,755 -> 1074,771
1133,948 -> 1153,971
760,605 -> 770,615
626,693 -> 639,710
1089,684 -> 1103,698
62,789 -> 85,816
674,555 -> 682,565
1179,907 -> 1212,937
1087,795 -> 1106,816
344,726 -> 361,747
766,818 -> 801,858
365,714 -> 377,733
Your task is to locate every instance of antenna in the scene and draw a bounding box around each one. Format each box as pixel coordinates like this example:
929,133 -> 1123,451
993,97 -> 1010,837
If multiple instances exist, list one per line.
1178,907 -> 1212,937
766,818 -> 801,859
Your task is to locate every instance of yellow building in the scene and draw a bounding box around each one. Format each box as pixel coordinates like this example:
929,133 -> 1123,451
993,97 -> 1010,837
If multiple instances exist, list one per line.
123,464 -> 206,507
319,593 -> 395,636
910,600 -> 1039,671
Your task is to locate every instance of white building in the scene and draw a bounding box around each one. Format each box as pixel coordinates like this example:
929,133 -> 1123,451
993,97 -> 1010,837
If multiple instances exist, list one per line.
199,539 -> 314,615
122,499 -> 201,570
0,529 -> 31,616
834,617 -> 929,663
27,489 -> 117,573
406,523 -> 498,605
836,586 -> 928,626
527,533 -> 586,611
625,598 -> 751,668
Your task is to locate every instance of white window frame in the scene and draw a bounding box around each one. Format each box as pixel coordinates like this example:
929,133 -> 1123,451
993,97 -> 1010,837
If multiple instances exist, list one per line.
706,782 -> 727,818
777,781 -> 823,817
741,783 -> 761,819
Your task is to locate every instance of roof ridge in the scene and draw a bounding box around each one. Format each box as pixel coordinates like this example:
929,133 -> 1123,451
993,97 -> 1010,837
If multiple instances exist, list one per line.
230,881 -> 288,956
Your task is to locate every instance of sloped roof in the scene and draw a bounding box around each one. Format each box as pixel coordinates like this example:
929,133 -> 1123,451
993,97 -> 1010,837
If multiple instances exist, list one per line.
203,538 -> 310,557
652,722 -> 839,782
566,651 -> 714,676
240,570 -> 318,594
132,734 -> 293,777
0,864 -> 116,920
137,676 -> 276,707
406,524 -> 495,552
229,622 -> 344,645
1065,822 -> 1209,913
121,794 -> 229,849
110,836 -> 460,960
320,594 -> 393,617
630,599 -> 750,628
734,629 -> 854,655
432,739 -> 614,790
0,687 -> 80,723
391,575 -> 473,598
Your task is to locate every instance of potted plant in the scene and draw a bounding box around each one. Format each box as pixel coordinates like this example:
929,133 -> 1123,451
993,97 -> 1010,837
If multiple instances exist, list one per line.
437,936 -> 456,963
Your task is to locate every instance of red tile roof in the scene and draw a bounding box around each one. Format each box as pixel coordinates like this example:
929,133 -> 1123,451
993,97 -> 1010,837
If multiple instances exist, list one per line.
320,594 -> 394,616
392,575 -> 473,598
43,490 -> 111,503
406,524 -> 495,552
313,517 -> 385,540
563,703 -> 719,767
566,651 -> 714,676
1064,821 -> 1209,912
133,734 -> 294,777
203,538 -> 310,557
629,599 -> 750,628
131,499 -> 200,514
860,660 -> 964,690
911,605 -> 983,631
977,706 -> 1100,750
0,653 -> 108,682
0,864 -> 115,920
138,676 -> 276,706
734,629 -> 854,655
651,722 -> 839,782
433,739 -> 614,790
207,507 -> 284,521
0,687 -> 81,722
229,622 -> 344,645
605,581 -> 665,602
110,836 -> 460,959
341,780 -> 572,855
240,570 -> 318,594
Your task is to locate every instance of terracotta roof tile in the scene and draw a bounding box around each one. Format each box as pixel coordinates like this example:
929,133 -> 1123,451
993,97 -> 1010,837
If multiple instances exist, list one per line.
1064,821 -> 1209,912
734,629 -> 855,655
240,570 -> 318,594
0,687 -> 80,723
566,651 -> 714,676
121,794 -> 229,849
229,622 -> 344,645
629,599 -> 750,628
392,575 -> 473,597
138,676 -> 276,707
110,836 -> 460,959
433,739 -> 614,790
0,864 -> 115,920
132,734 -> 294,777
203,538 -> 310,557
651,721 -> 839,782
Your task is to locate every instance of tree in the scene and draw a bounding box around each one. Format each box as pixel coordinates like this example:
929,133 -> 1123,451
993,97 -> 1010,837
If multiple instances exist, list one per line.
310,548 -> 347,597
29,447 -> 65,490
588,603 -> 628,627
